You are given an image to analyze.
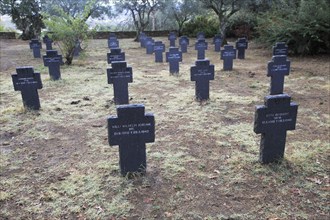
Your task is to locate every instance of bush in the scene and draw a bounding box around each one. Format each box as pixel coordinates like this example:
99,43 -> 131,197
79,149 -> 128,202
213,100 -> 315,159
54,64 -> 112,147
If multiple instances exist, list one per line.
226,10 -> 258,38
182,15 -> 218,38
256,0 -> 330,55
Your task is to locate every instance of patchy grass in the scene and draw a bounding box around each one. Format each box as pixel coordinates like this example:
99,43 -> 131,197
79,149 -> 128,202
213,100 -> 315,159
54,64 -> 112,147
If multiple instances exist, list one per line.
0,38 -> 329,219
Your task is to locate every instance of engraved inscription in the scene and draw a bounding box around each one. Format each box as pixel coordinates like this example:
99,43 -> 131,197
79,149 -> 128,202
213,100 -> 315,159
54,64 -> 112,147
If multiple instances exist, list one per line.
112,123 -> 152,136
262,112 -> 293,125
270,64 -> 288,72
15,77 -> 38,86
168,54 -> 181,59
109,71 -> 131,79
223,51 -> 235,57
193,69 -> 212,77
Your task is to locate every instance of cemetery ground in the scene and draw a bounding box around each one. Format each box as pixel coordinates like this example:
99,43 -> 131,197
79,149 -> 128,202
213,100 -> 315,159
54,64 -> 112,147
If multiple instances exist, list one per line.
0,37 -> 329,219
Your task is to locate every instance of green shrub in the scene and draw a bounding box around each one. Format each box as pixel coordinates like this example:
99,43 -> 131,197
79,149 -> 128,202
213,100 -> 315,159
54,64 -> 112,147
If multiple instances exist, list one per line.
256,0 -> 330,55
226,10 -> 258,38
182,15 -> 218,38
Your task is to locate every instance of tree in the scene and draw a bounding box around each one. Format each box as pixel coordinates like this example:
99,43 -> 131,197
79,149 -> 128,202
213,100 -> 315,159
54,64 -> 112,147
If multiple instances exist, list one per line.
171,0 -> 203,36
0,0 -> 45,40
43,2 -> 94,65
41,0 -> 111,20
200,0 -> 245,40
115,0 -> 164,41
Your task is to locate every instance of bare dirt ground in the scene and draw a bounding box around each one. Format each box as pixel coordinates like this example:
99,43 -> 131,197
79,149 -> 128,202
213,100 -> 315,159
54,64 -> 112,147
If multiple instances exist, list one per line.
0,37 -> 329,219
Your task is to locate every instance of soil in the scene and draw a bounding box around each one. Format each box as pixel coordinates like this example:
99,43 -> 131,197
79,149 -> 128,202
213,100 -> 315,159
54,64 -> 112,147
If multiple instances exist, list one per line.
0,38 -> 329,219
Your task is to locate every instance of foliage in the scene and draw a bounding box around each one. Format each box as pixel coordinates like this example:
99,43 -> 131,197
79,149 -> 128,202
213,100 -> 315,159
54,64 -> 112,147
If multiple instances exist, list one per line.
41,0 -> 111,19
226,10 -> 258,38
43,3 -> 94,65
0,0 -> 45,40
114,0 -> 165,41
257,0 -> 330,55
182,15 -> 218,38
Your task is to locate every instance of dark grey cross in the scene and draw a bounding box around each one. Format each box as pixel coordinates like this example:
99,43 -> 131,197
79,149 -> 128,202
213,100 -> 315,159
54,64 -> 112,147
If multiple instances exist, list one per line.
273,42 -> 288,56
168,32 -> 177,47
190,59 -> 215,101
197,32 -> 205,40
107,48 -> 125,64
267,55 -> 290,95
73,39 -> 82,57
43,50 -> 64,80
109,33 -> 117,40
254,94 -> 298,163
43,35 -> 53,50
12,67 -> 43,110
108,104 -> 155,176
107,61 -> 132,105
153,41 -> 165,62
108,38 -> 119,49
29,39 -> 42,58
235,37 -> 248,59
221,45 -> 237,71
195,39 -> 208,60
213,34 -> 222,52
166,47 -> 182,74
179,36 -> 189,53
139,32 -> 147,48
145,37 -> 155,54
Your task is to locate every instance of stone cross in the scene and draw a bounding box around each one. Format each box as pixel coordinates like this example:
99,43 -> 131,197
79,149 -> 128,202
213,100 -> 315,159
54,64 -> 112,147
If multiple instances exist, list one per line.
220,45 -> 237,71
166,47 -> 182,74
267,55 -> 290,95
235,37 -> 248,59
145,37 -> 155,54
139,32 -> 147,48
195,39 -> 208,60
73,39 -> 82,57
254,94 -> 298,163
179,36 -> 189,53
42,35 -> 53,50
108,37 -> 119,49
29,39 -> 42,58
12,67 -> 43,110
43,50 -> 64,80
107,61 -> 133,105
168,32 -> 177,47
213,34 -> 222,52
197,32 -> 205,40
190,59 -> 215,101
153,41 -> 165,62
273,42 -> 288,56
107,48 -> 125,64
108,104 -> 155,176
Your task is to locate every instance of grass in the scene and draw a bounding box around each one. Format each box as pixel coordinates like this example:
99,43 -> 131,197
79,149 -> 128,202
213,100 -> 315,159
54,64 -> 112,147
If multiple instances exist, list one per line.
0,37 -> 329,219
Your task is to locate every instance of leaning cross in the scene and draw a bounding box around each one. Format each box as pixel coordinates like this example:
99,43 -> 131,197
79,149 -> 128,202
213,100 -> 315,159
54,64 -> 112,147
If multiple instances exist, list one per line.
254,94 -> 298,163
108,104 -> 155,176
12,66 -> 43,110
107,61 -> 132,105
267,55 -> 290,95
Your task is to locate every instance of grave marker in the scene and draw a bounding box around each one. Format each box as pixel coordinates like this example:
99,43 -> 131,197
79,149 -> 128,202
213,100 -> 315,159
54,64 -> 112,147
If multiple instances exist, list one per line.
168,32 -> 177,47
235,37 -> 248,59
12,67 -> 42,110
108,104 -> 155,176
107,48 -> 125,64
220,45 -> 237,71
273,42 -> 288,56
254,94 -> 298,163
29,39 -> 42,58
195,39 -> 208,60
73,39 -> 82,57
145,37 -> 155,54
139,32 -> 147,48
197,32 -> 205,40
190,59 -> 215,101
179,36 -> 189,53
107,61 -> 132,105
108,36 -> 119,49
166,47 -> 182,74
213,34 -> 222,52
153,41 -> 165,62
43,50 -> 64,80
43,35 -> 53,50
267,55 -> 290,95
